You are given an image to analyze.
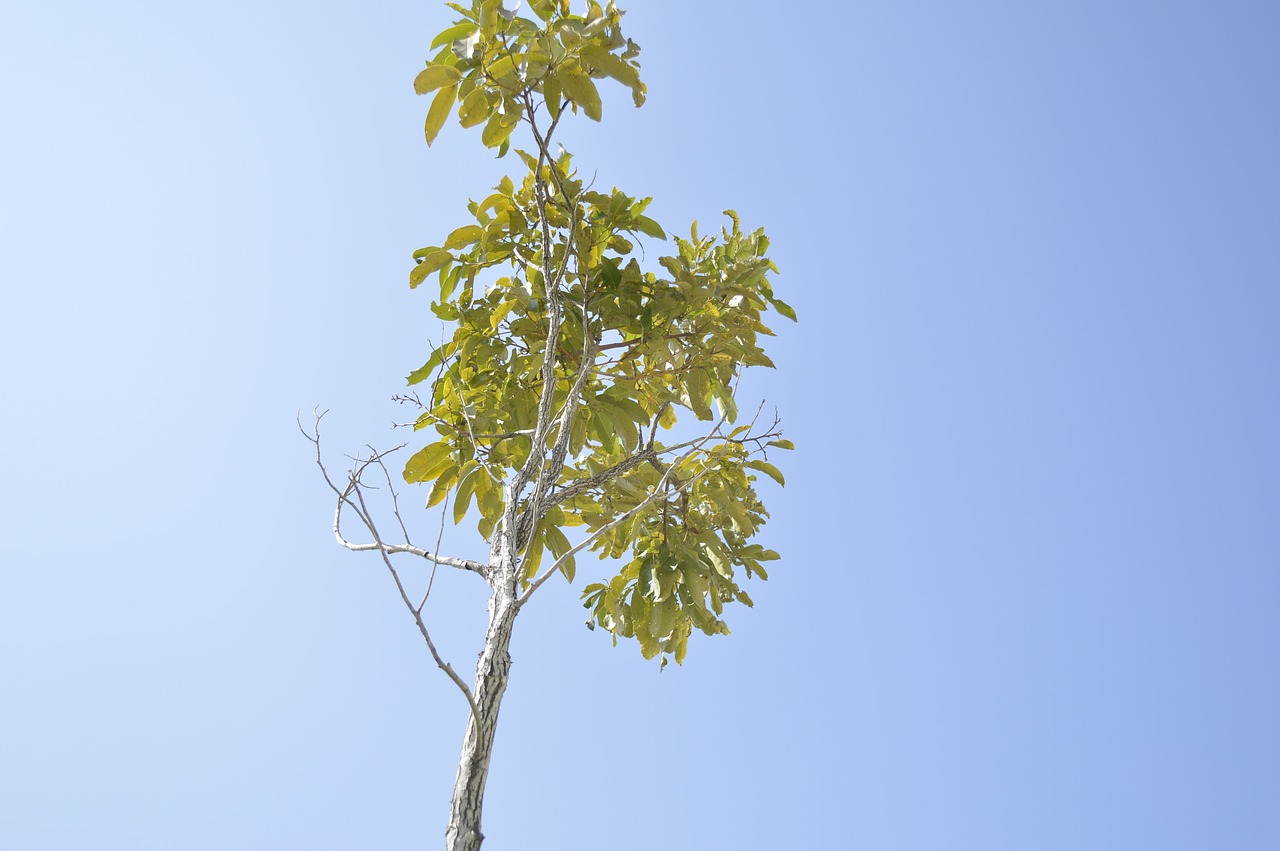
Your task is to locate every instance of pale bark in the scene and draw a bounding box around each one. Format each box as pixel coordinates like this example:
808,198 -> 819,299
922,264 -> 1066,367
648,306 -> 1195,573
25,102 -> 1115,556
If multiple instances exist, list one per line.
444,556 -> 519,851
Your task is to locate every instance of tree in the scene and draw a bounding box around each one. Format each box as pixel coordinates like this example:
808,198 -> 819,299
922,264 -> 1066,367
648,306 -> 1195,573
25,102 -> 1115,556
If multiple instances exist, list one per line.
305,2 -> 795,848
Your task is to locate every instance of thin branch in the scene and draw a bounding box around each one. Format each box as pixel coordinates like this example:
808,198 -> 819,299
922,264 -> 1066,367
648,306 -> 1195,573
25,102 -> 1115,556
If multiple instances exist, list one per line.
590,330 -> 700,354
299,412 -> 487,575
420,457 -> 455,612
544,447 -> 658,509
351,483 -> 483,734
519,334 -> 597,548
333,524 -> 485,572
518,408 -> 731,606
541,399 -> 783,513
300,410 -> 484,730
503,93 -> 582,561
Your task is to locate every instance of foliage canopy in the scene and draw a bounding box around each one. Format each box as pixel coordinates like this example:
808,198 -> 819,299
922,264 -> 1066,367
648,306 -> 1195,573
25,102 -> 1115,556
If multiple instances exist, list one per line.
404,0 -> 795,667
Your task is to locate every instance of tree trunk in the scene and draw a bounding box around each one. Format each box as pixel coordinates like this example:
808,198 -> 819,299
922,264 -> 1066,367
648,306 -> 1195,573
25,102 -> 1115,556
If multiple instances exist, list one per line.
444,571 -> 518,851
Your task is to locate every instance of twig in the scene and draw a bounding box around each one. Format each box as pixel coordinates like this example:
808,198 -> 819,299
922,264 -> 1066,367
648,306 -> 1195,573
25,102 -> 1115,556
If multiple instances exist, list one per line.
518,407 -> 731,606
299,412 -> 487,575
351,483 -> 484,734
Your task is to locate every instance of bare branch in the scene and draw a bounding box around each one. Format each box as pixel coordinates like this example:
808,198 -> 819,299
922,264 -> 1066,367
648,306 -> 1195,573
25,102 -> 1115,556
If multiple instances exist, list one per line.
299,412 -> 488,576
350,482 -> 484,734
300,410 -> 485,730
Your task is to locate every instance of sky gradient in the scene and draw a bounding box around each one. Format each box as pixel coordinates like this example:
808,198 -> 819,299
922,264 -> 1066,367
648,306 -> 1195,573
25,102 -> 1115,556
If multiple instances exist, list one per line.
2,1 -> 1278,848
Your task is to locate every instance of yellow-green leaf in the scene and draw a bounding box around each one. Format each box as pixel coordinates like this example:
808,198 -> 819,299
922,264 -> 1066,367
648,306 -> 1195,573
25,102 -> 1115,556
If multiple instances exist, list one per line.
453,463 -> 483,524
431,23 -> 477,51
414,64 -> 462,95
557,68 -> 602,121
406,343 -> 450,385
487,52 -> 522,80
458,88 -> 490,128
481,110 -> 518,148
444,224 -> 483,250
426,465 -> 460,507
477,475 -> 503,522
479,0 -> 502,37
544,525 -> 575,582
543,75 -> 562,119
633,215 -> 666,240
579,45 -> 640,88
768,296 -> 797,322
746,459 -> 785,486
425,85 -> 458,146
404,442 -> 454,483
409,250 -> 452,289
490,298 -> 519,331
522,525 -> 544,580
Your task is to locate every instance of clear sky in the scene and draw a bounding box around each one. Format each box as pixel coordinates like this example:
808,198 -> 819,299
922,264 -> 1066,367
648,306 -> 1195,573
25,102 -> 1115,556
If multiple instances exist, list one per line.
2,1 -> 1278,849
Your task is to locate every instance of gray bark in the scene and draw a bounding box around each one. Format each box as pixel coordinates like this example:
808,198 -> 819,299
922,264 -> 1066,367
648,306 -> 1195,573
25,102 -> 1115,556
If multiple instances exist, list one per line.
444,557 -> 519,851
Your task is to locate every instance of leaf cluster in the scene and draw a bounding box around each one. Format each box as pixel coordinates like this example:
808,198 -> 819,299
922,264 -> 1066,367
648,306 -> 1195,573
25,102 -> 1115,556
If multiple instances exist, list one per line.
415,0 -> 644,148
405,1 -> 796,666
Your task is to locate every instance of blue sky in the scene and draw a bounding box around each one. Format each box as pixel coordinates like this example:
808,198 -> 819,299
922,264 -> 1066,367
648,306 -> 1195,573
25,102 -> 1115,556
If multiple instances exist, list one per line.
2,1 -> 1278,848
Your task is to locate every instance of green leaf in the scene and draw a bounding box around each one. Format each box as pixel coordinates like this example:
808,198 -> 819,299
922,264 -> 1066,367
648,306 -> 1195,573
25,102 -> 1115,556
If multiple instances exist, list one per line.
410,250 -> 452,288
414,64 -> 462,95
479,0 -> 501,36
746,459 -> 785,486
543,75 -> 562,119
444,224 -> 484,250
522,525 -> 545,579
453,463 -> 483,524
425,85 -> 458,146
682,369 -> 713,420
544,525 -> 575,582
458,88 -> 491,128
710,379 -> 738,423
490,298 -> 519,331
487,52 -> 522,80
477,475 -> 503,526
431,23 -> 478,51
557,67 -> 602,121
579,44 -> 640,88
766,439 -> 795,451
407,344 -> 451,385
481,110 -> 519,148
632,215 -> 666,240
514,148 -> 539,171
404,442 -> 455,483
426,465 -> 459,508
768,296 -> 797,322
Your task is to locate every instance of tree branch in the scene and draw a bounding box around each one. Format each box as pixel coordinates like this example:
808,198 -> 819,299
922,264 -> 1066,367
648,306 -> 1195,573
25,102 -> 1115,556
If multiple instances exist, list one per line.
544,446 -> 658,509
517,408 -> 731,606
351,476 -> 484,735
503,93 -> 585,563
300,412 -> 488,575
300,410 -> 485,733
